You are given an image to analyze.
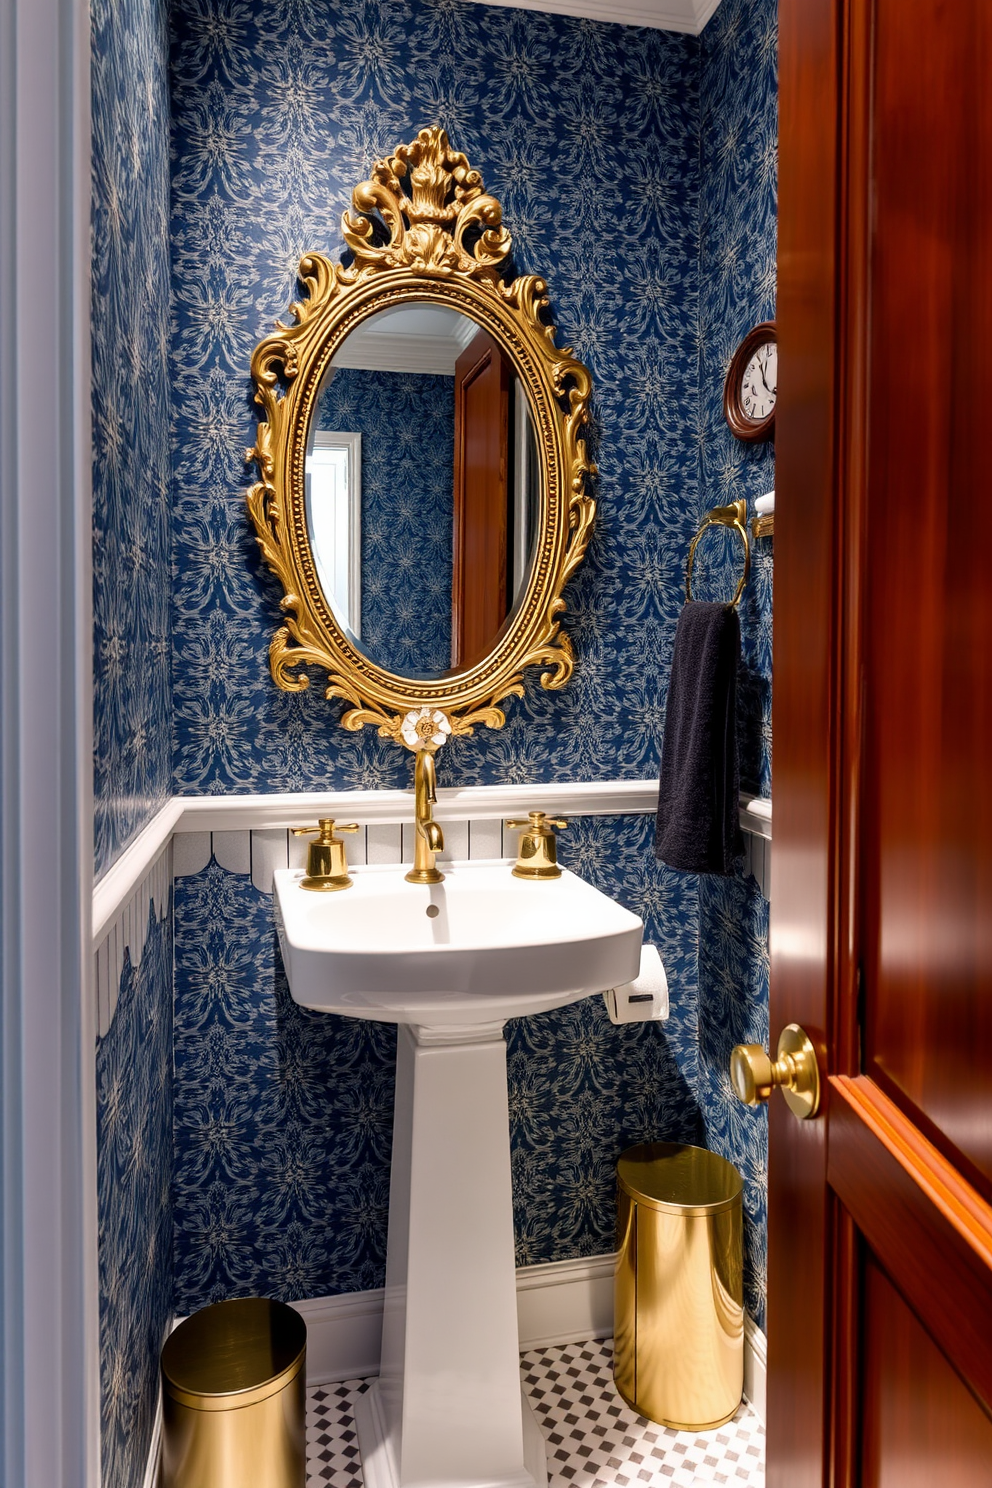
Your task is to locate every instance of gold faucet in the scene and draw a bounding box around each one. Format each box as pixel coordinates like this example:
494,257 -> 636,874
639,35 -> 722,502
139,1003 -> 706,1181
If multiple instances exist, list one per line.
405,748 -> 445,885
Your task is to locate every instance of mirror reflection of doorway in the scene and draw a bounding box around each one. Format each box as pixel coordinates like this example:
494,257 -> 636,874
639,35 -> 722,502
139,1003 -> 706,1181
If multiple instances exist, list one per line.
306,303 -> 542,680
452,328 -> 539,671
305,430 -> 362,636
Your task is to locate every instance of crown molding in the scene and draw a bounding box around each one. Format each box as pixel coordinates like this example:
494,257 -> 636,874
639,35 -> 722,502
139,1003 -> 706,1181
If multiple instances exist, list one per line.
331,329 -> 462,376
459,0 -> 722,36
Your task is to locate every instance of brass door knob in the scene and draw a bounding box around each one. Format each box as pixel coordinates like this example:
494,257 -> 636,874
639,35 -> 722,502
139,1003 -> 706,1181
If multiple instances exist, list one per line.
730,1023 -> 821,1120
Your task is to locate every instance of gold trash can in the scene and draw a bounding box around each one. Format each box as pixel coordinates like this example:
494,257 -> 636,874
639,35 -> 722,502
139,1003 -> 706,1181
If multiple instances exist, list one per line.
614,1142 -> 743,1430
160,1297 -> 307,1488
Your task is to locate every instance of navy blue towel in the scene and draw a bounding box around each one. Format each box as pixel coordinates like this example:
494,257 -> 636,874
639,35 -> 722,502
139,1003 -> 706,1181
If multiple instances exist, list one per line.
655,601 -> 744,876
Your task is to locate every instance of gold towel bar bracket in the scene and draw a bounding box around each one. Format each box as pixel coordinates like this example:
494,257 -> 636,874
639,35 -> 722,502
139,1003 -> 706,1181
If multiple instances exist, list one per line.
685,498 -> 751,607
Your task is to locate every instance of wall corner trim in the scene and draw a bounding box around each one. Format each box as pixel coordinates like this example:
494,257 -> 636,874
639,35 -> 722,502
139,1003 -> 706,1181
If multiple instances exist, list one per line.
92,798 -> 181,941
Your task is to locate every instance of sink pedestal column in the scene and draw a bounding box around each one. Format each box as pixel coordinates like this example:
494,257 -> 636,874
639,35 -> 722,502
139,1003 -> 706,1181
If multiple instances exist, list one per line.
354,1020 -> 547,1488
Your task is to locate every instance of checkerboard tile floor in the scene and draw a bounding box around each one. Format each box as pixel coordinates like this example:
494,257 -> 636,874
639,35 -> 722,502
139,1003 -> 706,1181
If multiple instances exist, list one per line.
305,1338 -> 764,1487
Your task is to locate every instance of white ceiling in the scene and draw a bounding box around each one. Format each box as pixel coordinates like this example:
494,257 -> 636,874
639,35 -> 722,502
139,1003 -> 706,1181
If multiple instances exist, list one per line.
460,0 -> 722,35
331,305 -> 477,377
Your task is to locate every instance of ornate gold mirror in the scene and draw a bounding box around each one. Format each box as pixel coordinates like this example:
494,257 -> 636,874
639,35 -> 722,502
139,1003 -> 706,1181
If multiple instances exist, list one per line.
247,127 -> 595,753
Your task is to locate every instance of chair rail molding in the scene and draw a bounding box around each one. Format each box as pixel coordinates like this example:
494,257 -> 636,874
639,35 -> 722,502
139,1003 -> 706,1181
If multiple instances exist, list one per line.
92,780 -> 776,952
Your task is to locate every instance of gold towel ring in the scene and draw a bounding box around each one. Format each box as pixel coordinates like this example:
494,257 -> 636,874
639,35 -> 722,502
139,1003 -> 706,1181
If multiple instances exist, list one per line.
685,498 -> 751,607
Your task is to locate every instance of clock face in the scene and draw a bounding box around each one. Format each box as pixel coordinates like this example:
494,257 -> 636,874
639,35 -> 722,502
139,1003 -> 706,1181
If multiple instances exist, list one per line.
740,340 -> 777,424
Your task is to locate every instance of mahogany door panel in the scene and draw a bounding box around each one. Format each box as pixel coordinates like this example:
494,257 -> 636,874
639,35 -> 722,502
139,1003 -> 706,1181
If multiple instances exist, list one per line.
862,1258 -> 992,1488
772,0 -> 992,1482
829,1076 -> 992,1414
861,0 -> 992,1198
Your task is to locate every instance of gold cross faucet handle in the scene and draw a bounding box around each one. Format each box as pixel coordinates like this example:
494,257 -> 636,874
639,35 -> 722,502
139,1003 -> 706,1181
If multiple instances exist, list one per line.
291,819 -> 360,891
506,811 -> 567,880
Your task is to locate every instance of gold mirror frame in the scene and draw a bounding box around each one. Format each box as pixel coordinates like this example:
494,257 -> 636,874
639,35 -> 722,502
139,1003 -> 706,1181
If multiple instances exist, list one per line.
247,126 -> 595,751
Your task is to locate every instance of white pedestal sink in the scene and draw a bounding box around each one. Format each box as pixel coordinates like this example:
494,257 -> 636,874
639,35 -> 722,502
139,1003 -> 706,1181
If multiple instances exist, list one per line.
274,859 -> 643,1488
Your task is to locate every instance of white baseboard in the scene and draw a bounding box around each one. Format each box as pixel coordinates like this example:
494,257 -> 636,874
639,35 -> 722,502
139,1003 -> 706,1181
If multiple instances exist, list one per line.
514,1252 -> 616,1349
293,1287 -> 387,1384
140,1317 -> 173,1488
292,1252 -> 617,1388
743,1314 -> 767,1423
141,1393 -> 162,1488
291,1253 -> 767,1425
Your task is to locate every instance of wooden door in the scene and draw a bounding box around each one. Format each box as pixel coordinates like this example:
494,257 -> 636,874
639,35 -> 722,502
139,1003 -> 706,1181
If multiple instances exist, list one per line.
451,328 -> 510,670
771,1 -> 992,1483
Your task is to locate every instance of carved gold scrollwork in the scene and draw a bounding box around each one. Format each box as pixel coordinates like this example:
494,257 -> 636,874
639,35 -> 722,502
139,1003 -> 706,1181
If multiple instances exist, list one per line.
246,126 -> 596,750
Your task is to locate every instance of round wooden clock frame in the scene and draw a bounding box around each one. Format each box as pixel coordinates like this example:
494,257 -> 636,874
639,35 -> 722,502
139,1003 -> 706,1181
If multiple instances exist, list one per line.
723,320 -> 777,443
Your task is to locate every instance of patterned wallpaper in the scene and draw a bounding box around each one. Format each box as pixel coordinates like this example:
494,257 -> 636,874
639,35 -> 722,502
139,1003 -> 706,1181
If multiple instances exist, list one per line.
91,0 -> 174,879
167,0 -> 703,794
697,0 -> 777,799
89,15 -> 778,1476
163,0 -> 777,1331
171,816 -> 702,1312
96,903 -> 173,1488
91,2 -> 177,1485
694,0 -> 777,1331
317,367 -> 455,676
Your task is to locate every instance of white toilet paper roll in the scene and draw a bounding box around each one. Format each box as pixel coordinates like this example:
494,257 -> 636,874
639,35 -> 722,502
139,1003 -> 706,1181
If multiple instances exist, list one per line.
603,943 -> 669,1025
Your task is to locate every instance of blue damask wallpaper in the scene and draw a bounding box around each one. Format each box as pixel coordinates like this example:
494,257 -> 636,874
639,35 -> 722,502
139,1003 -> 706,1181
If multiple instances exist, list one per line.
317,368 -> 455,676
167,0 -> 703,794
697,872 -> 769,1326
163,0 -> 777,1330
171,816 -> 703,1311
694,0 -> 777,1332
91,0 -> 174,879
91,3 -> 177,1484
96,902 -> 173,1488
90,7 -> 779,1469
697,0 -> 777,799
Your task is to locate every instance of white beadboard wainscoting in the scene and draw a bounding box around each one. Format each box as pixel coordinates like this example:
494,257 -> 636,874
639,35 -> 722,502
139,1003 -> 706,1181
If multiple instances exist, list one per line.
93,781 -> 772,1037
94,843 -> 172,1040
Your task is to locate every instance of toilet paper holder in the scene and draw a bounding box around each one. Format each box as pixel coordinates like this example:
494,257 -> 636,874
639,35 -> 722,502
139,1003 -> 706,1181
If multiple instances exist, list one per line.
604,944 -> 669,1025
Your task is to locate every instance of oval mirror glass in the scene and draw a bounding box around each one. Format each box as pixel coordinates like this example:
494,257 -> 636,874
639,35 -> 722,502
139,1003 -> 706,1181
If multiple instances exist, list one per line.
304,302 -> 542,681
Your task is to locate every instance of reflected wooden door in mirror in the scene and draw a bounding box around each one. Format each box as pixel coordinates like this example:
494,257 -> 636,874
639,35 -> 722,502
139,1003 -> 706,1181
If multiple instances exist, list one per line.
452,326 -> 510,672
246,126 -> 595,753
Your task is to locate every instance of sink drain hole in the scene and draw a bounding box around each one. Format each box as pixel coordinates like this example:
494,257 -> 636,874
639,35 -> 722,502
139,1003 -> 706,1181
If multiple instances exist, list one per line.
425,904 -> 440,919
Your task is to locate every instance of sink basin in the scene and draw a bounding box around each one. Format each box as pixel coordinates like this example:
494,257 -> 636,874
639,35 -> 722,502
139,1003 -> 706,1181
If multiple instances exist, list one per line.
273,858 -> 643,1024
272,855 -> 644,1488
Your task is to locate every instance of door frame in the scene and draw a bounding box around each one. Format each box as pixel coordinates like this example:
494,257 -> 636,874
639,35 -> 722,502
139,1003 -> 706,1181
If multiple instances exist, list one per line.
0,0 -> 99,1483
769,0 -> 863,1482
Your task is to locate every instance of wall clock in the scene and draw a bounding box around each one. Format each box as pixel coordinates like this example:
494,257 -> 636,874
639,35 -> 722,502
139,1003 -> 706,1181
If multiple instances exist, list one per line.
723,321 -> 777,442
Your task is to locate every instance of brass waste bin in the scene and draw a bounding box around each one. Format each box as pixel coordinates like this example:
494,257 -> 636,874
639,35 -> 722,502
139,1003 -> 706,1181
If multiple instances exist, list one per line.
161,1297 -> 307,1488
614,1142 -> 743,1430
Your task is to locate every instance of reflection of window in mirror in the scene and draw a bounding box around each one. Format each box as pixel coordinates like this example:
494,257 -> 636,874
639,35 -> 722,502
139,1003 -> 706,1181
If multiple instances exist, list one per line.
306,431 -> 362,636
